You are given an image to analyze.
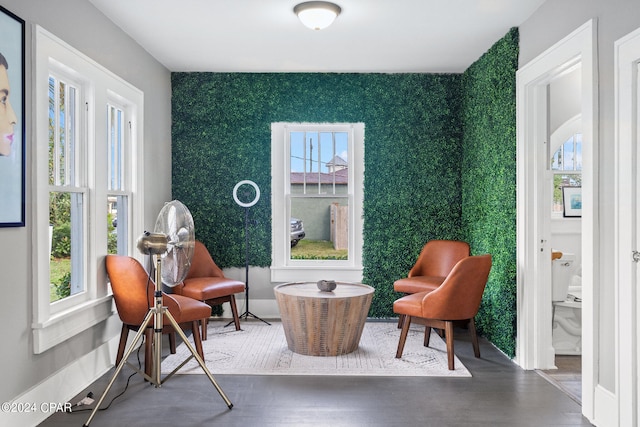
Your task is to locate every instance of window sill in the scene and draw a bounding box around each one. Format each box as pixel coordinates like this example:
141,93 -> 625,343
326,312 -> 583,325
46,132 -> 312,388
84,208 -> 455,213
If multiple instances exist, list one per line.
32,295 -> 115,354
271,266 -> 363,283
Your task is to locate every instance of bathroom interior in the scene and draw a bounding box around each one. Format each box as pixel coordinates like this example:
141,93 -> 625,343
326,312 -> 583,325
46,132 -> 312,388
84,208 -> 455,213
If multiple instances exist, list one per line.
543,66 -> 583,403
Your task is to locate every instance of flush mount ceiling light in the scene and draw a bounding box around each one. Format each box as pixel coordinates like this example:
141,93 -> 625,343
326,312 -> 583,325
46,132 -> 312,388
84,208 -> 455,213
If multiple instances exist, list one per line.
294,1 -> 341,31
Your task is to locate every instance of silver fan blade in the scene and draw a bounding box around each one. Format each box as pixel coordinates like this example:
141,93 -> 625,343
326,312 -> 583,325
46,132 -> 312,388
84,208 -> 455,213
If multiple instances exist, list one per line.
154,200 -> 195,286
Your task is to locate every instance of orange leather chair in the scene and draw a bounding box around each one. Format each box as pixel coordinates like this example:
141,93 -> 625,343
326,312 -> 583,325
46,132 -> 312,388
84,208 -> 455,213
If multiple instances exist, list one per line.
393,254 -> 492,370
393,240 -> 470,327
106,255 -> 211,377
173,241 -> 245,338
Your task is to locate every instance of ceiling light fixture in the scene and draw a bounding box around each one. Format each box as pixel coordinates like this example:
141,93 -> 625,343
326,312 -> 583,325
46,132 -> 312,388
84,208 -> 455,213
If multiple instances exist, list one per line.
294,1 -> 341,31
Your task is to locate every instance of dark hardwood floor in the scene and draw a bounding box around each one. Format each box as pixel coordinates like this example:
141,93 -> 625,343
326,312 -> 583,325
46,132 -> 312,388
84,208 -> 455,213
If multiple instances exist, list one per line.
538,355 -> 582,404
39,323 -> 592,427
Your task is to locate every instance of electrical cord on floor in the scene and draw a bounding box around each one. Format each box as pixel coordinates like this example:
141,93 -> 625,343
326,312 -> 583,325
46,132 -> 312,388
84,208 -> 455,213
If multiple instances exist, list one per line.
67,336 -> 146,413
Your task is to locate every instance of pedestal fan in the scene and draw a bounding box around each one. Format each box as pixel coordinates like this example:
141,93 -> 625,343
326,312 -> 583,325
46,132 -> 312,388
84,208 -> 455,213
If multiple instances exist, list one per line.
84,201 -> 232,427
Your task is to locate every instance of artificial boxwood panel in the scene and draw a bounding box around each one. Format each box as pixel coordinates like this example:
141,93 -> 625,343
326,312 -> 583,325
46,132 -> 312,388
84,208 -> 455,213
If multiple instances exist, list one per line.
172,72 -> 464,313
171,28 -> 519,357
461,28 -> 519,357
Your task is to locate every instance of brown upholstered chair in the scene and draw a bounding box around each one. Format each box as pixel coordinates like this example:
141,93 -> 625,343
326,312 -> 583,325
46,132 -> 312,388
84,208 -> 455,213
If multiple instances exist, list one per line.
106,255 -> 211,377
393,240 -> 470,327
173,241 -> 245,338
393,254 -> 492,370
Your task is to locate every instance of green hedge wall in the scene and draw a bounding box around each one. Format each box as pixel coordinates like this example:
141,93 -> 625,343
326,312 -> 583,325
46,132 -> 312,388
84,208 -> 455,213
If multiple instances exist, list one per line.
172,72 -> 464,311
171,28 -> 519,357
461,28 -> 519,357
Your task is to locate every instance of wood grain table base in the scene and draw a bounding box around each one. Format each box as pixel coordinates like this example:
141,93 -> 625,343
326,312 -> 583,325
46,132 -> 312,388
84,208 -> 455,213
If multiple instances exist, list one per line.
274,282 -> 374,356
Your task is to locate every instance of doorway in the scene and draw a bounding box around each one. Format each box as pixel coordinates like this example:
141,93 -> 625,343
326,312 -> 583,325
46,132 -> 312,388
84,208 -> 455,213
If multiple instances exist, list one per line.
516,19 -> 597,422
546,70 -> 583,403
614,26 -> 640,427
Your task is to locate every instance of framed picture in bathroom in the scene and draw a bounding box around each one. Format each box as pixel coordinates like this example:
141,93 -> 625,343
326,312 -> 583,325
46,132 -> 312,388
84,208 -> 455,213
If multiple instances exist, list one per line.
562,186 -> 582,217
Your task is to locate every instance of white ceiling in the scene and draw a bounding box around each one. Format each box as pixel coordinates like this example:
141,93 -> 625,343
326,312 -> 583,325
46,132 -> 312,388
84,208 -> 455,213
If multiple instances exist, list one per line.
88,0 -> 546,73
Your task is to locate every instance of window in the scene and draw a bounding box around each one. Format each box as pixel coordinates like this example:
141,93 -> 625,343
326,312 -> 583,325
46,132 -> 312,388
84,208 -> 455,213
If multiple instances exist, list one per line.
271,123 -> 364,283
32,27 -> 144,353
48,73 -> 86,304
107,101 -> 131,255
290,130 -> 349,258
551,132 -> 582,214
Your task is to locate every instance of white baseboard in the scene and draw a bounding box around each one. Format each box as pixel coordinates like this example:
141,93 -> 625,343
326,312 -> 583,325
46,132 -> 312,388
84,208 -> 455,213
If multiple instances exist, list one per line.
4,298 -> 281,427
0,336 -> 118,427
593,384 -> 617,427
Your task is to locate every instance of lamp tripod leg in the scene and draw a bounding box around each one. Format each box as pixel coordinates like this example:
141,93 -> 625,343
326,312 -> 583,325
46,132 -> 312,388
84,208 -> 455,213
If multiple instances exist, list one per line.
230,205 -> 270,326
237,278 -> 270,325
238,310 -> 271,325
84,301 -> 233,426
83,309 -> 155,427
163,310 -> 233,408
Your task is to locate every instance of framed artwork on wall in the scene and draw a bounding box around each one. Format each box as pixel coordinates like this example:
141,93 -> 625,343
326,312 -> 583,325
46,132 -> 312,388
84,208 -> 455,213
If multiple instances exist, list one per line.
0,5 -> 25,227
562,186 -> 582,218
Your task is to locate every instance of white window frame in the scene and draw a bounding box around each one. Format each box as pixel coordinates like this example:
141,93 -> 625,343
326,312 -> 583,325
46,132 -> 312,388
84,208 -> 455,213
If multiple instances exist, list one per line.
106,96 -> 134,256
32,26 -> 144,354
271,122 -> 364,283
550,115 -> 582,219
47,69 -> 89,310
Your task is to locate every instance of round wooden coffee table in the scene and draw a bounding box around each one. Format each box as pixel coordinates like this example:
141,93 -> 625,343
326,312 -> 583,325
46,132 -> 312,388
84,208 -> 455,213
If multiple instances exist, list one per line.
274,282 -> 374,356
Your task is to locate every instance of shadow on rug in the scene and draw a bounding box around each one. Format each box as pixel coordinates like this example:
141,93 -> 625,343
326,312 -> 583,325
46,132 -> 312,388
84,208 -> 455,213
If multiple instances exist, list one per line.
162,320 -> 470,377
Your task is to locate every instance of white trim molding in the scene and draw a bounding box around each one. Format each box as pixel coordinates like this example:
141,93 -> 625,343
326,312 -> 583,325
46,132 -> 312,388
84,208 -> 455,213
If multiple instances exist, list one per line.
31,26 -> 145,353
614,25 -> 640,427
270,122 -> 364,283
516,19 -> 598,422
0,334 -> 119,427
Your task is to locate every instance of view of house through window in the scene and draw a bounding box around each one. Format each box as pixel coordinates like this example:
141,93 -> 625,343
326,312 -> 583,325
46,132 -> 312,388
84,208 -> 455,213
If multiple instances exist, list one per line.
289,130 -> 349,260
271,122 -> 363,283
551,133 -> 582,214
48,74 -> 85,303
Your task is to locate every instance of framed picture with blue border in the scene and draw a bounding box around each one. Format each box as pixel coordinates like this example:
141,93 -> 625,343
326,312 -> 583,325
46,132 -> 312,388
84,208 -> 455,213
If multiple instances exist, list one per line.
0,5 -> 25,227
562,186 -> 582,218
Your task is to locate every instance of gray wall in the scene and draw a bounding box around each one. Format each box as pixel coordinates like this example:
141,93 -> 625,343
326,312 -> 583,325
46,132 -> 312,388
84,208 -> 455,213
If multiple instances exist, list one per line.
0,0 -> 172,403
291,184 -> 347,241
2,0 -> 638,413
519,0 -> 640,393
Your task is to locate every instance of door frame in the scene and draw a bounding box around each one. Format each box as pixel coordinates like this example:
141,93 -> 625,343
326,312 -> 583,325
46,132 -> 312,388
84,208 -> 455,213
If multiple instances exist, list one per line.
516,19 -> 598,421
614,25 -> 640,427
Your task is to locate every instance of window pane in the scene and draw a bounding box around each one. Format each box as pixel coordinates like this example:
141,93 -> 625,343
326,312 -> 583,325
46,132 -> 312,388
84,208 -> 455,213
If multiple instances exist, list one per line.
551,145 -> 562,170
48,77 -> 55,185
48,76 -> 79,186
68,86 -> 77,186
48,74 -> 84,303
551,133 -> 582,172
108,195 -> 128,255
563,138 -> 574,170
289,130 -> 349,260
107,103 -> 128,255
108,105 -> 124,191
574,133 -> 582,170
551,133 -> 582,214
49,191 -> 84,302
58,81 -> 66,185
290,131 -> 349,195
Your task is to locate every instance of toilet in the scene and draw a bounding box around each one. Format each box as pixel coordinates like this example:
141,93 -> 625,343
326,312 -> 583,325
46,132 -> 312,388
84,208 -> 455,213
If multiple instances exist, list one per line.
551,252 -> 582,355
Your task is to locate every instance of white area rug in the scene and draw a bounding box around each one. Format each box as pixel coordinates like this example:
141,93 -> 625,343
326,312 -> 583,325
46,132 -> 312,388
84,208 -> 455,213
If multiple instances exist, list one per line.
162,321 -> 470,377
